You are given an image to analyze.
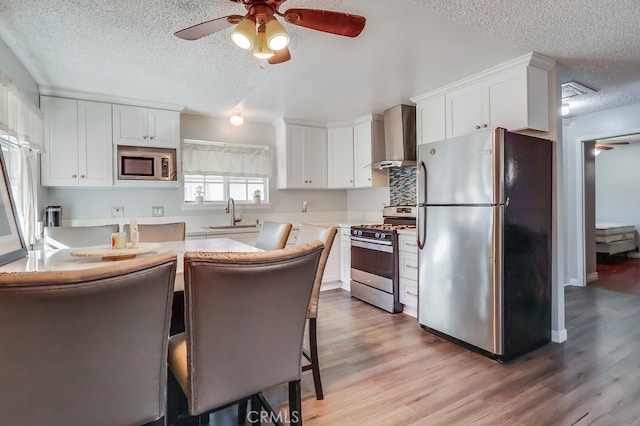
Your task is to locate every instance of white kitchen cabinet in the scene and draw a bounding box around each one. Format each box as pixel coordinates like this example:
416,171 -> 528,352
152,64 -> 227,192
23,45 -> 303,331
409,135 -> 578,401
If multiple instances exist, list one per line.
327,125 -> 354,188
41,96 -> 113,187
339,225 -> 351,289
417,95 -> 446,144
322,234 -> 341,284
327,115 -> 386,188
412,53 -> 553,142
398,233 -> 418,312
353,115 -> 387,188
446,66 -> 549,138
112,104 -> 180,148
275,119 -> 328,189
446,82 -> 485,138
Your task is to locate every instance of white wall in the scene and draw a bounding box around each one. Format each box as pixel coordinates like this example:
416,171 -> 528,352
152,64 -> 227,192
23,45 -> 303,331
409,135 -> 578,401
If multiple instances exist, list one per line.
42,113 -> 350,227
563,102 -> 640,285
0,38 -> 39,106
595,141 -> 640,247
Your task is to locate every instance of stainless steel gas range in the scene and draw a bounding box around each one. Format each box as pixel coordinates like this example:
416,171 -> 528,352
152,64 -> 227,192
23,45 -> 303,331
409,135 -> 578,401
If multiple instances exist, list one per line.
350,206 -> 416,313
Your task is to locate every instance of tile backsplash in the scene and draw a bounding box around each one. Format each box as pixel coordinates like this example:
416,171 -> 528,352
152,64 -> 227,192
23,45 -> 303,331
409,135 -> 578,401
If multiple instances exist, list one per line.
389,166 -> 416,206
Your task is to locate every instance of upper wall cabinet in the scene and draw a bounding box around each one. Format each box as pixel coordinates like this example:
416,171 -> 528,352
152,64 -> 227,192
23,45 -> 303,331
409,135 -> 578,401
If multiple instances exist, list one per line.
327,125 -> 354,188
112,105 -> 180,148
327,115 -> 387,189
41,96 -> 113,187
274,119 -> 328,189
353,115 -> 387,188
412,52 -> 554,144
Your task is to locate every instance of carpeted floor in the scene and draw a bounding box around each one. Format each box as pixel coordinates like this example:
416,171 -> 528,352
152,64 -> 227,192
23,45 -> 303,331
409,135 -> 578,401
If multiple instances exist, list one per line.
591,255 -> 640,296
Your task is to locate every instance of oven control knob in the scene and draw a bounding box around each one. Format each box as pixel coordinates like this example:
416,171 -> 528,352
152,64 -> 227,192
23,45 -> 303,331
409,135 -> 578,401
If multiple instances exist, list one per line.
379,233 -> 386,239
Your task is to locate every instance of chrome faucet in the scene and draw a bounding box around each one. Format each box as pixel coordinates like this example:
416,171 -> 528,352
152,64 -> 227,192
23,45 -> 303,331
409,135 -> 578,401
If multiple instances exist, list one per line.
225,197 -> 242,226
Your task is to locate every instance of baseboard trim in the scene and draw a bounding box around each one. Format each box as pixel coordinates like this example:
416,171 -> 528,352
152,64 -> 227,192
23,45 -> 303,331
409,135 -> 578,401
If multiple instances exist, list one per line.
320,281 -> 342,291
586,272 -> 598,283
552,328 -> 567,343
402,305 -> 417,318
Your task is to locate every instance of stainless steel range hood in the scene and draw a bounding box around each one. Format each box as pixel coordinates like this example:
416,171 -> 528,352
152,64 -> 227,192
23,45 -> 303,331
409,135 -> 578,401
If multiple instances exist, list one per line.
370,104 -> 416,169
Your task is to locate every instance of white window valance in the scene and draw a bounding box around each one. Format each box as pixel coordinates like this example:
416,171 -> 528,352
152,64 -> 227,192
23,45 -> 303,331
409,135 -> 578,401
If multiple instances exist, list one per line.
182,139 -> 271,177
0,71 -> 43,152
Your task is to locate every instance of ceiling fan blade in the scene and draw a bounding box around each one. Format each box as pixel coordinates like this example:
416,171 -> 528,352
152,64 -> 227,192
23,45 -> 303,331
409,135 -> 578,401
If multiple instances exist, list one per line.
283,8 -> 366,37
268,47 -> 291,64
599,141 -> 630,146
175,15 -> 244,40
596,145 -> 613,150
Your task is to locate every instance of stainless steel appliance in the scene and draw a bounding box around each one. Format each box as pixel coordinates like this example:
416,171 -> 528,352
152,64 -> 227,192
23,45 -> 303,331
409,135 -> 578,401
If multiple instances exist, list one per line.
370,104 -> 416,169
417,128 -> 552,361
117,145 -> 177,181
351,206 -> 416,313
45,206 -> 62,227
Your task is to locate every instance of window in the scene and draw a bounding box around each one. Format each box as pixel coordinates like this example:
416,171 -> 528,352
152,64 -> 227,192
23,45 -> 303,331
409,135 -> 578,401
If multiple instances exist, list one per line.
182,139 -> 271,205
184,174 -> 268,203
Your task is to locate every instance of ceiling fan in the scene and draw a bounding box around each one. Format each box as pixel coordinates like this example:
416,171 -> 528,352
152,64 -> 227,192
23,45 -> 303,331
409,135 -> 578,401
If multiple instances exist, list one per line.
174,0 -> 366,65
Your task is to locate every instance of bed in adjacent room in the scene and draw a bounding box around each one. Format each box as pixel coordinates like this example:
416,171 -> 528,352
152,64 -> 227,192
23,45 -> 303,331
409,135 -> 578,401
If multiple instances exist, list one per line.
595,223 -> 637,255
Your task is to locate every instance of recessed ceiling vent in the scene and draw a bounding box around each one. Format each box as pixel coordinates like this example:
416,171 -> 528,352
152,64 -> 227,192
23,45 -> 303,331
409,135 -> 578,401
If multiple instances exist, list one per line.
561,81 -> 596,99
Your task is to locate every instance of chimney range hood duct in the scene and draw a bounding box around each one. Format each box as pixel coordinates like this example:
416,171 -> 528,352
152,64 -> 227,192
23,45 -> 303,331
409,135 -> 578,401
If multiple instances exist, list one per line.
371,104 -> 416,169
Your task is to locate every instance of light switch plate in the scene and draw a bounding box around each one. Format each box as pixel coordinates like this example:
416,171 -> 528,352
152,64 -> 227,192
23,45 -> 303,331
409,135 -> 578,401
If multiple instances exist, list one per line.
111,206 -> 124,218
152,206 -> 164,217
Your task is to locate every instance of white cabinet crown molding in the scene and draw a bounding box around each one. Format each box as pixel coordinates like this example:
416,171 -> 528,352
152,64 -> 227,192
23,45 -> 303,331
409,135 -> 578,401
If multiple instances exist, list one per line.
410,52 -> 555,104
38,86 -> 185,112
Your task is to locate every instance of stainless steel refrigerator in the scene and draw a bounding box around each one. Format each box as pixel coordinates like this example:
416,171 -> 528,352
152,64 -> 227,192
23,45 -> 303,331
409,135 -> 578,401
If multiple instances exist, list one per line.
416,128 -> 552,361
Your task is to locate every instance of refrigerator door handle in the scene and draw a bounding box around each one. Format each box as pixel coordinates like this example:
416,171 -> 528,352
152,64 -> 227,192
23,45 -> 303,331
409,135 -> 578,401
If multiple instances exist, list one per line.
417,160 -> 427,250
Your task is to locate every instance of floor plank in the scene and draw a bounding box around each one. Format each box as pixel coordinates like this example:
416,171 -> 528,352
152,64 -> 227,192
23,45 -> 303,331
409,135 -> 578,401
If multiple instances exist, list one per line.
203,286 -> 640,425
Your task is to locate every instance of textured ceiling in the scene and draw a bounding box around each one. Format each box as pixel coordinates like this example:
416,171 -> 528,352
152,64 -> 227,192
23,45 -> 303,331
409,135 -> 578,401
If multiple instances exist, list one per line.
0,0 -> 638,123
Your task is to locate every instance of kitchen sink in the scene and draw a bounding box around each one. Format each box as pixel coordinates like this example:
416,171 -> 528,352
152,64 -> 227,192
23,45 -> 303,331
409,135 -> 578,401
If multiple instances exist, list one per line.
205,224 -> 259,230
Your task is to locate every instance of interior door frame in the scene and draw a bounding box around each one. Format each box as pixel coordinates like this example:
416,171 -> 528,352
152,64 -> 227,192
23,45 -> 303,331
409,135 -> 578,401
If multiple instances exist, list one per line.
574,126 -> 640,287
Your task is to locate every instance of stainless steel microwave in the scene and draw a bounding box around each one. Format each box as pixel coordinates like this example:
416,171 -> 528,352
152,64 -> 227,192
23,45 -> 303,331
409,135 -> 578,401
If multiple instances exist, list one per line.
117,145 -> 177,181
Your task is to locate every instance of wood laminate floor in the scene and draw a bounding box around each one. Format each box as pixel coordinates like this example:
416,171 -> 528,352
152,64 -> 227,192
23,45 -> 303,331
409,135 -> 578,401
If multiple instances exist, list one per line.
203,287 -> 640,426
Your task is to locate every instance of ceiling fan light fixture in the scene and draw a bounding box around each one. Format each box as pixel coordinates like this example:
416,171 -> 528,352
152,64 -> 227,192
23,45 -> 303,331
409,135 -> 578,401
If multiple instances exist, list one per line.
253,25 -> 274,59
231,18 -> 255,50
265,18 -> 289,50
561,103 -> 570,116
594,148 -> 601,156
230,114 -> 244,126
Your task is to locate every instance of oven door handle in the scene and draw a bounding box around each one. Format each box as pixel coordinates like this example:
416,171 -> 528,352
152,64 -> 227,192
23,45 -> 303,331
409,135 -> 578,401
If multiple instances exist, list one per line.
351,237 -> 393,252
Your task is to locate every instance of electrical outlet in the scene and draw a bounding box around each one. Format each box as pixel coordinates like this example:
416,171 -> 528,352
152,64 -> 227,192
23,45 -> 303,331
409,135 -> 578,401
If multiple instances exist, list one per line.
111,206 -> 124,218
152,206 -> 164,217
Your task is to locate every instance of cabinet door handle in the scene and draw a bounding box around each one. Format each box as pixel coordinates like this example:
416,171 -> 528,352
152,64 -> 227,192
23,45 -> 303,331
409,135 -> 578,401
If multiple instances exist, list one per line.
405,242 -> 417,247
406,264 -> 418,269
475,125 -> 481,129
150,136 -> 154,140
80,174 -> 85,179
143,135 -> 148,139
482,124 -> 488,128
406,291 -> 418,296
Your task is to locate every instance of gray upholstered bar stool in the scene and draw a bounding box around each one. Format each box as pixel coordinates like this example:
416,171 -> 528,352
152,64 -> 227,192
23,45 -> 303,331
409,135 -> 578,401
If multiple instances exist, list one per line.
124,221 -> 186,242
0,252 -> 177,426
255,221 -> 292,250
295,223 -> 338,400
43,224 -> 120,249
167,241 -> 324,426
123,221 -> 186,336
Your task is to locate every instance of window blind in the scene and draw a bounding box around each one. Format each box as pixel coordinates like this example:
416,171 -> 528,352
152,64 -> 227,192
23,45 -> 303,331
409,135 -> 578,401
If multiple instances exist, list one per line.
182,139 -> 271,177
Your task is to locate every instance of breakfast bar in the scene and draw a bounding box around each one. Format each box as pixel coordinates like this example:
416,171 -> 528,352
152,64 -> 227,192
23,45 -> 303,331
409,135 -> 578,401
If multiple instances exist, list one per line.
0,238 -> 263,292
